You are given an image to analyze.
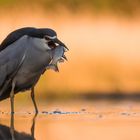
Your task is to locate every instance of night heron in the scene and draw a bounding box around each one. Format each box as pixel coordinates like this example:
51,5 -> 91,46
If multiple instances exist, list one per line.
0,27 -> 68,114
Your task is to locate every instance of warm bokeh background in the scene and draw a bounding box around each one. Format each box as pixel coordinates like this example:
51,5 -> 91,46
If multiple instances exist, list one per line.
0,0 -> 140,100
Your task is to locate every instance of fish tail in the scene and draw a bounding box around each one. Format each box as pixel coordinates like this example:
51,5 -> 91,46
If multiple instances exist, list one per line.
46,64 -> 59,72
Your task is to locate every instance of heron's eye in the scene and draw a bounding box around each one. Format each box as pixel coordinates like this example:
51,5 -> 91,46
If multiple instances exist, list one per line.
44,36 -> 51,40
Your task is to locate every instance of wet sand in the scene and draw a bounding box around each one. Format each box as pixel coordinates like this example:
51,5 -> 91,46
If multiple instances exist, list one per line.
0,100 -> 140,140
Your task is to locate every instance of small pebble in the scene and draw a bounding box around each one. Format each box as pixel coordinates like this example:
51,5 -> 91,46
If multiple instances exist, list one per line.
42,111 -> 48,114
98,114 -> 103,118
53,110 -> 62,114
121,112 -> 130,116
81,109 -> 86,112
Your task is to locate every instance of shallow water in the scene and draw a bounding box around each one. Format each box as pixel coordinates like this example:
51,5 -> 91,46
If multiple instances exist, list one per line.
0,100 -> 140,140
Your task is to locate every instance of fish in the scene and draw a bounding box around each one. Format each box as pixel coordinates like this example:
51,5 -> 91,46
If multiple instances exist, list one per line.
46,45 -> 68,72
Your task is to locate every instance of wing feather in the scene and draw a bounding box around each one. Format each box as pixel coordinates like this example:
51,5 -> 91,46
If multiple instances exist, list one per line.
0,35 -> 29,95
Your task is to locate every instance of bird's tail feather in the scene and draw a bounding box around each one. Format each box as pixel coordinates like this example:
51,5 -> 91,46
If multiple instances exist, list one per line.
46,64 -> 59,72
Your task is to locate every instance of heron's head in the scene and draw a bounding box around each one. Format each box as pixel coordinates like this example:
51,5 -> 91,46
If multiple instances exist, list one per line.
39,28 -> 68,51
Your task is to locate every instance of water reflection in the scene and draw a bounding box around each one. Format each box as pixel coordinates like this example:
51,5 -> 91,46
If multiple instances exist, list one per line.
0,113 -> 37,140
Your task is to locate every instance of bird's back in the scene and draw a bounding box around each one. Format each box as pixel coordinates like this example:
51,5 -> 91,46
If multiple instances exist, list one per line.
0,27 -> 36,52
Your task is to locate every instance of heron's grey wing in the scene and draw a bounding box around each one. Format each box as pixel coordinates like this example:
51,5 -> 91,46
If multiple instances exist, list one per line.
0,60 -> 18,87
0,35 -> 29,92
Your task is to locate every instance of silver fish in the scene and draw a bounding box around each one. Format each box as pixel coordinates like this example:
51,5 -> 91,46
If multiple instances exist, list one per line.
47,45 -> 67,72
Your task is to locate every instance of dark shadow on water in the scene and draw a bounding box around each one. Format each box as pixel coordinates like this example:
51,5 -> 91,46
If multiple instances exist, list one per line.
81,92 -> 140,101
0,124 -> 34,140
46,92 -> 140,102
0,113 -> 37,140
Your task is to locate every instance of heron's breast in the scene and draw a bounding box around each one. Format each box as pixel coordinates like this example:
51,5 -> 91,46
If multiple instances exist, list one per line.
14,68 -> 44,92
14,44 -> 51,88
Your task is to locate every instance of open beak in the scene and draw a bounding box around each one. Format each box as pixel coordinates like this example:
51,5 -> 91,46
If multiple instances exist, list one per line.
53,38 -> 69,51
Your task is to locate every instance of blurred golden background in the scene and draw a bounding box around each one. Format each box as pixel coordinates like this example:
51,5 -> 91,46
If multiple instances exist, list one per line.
0,0 -> 140,100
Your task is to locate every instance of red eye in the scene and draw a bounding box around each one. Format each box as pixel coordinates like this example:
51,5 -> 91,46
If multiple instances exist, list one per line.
44,36 -> 50,40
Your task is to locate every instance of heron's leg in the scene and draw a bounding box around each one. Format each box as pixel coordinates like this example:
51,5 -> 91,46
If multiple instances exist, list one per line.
31,113 -> 38,139
10,81 -> 15,114
31,87 -> 38,114
10,81 -> 16,140
10,112 -> 15,140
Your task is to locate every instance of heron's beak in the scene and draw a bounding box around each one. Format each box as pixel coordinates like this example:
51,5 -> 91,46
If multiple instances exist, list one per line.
53,38 -> 69,51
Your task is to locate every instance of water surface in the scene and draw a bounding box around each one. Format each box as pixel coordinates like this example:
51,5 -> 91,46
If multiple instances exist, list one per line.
0,100 -> 140,140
